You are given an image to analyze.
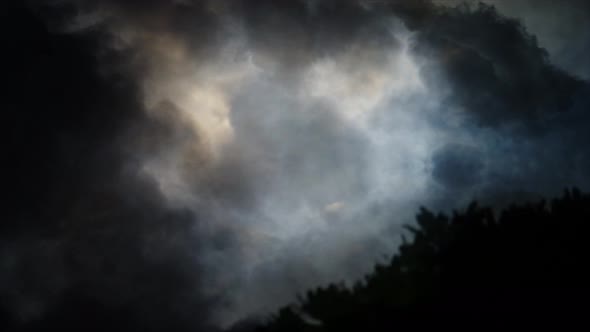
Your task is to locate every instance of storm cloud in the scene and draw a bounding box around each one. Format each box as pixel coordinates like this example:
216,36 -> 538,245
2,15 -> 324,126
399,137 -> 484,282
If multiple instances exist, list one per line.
2,0 -> 589,330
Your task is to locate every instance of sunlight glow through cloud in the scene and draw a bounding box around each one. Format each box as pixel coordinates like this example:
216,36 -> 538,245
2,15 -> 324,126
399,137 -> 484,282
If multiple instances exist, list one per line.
135,21 -> 445,323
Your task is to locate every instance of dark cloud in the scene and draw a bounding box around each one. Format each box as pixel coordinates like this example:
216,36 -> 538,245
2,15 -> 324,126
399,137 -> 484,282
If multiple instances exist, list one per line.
400,2 -> 590,211
1,2 -> 216,331
479,0 -> 590,80
432,144 -> 485,189
411,2 -> 583,128
2,0 -> 590,330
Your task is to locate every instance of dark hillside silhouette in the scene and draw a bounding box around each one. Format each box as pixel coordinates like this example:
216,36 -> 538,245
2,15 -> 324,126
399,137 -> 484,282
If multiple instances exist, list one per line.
252,189 -> 590,331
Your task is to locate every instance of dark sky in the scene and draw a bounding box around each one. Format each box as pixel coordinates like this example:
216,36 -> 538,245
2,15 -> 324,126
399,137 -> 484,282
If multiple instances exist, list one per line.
2,0 -> 589,330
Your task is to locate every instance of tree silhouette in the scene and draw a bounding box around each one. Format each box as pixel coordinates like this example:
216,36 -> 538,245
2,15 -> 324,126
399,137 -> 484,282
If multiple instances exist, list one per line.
3,189 -> 589,331
253,188 -> 590,331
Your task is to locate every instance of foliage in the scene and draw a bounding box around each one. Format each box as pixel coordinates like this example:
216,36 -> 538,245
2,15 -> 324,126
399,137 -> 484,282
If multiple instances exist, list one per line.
254,189 -> 590,331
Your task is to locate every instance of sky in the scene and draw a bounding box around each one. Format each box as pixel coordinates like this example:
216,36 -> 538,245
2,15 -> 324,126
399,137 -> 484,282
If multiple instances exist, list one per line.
2,0 -> 590,330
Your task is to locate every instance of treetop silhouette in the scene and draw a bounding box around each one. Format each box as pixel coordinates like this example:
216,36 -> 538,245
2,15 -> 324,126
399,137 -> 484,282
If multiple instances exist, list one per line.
252,188 -> 590,332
